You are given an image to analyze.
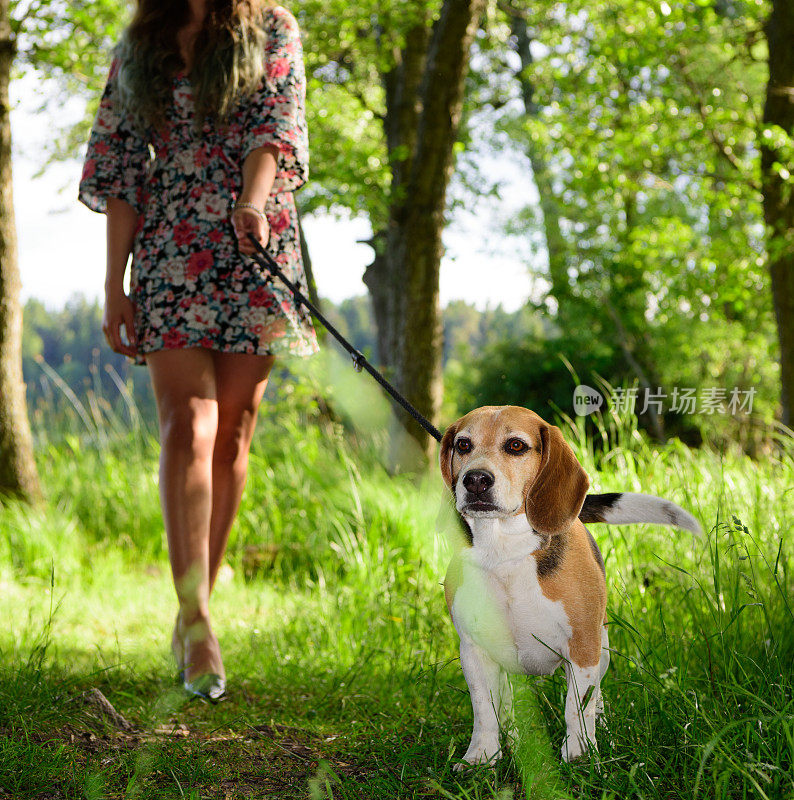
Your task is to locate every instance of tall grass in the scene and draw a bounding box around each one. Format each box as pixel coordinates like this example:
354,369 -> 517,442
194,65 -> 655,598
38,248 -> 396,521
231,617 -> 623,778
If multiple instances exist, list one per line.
1,351 -> 792,799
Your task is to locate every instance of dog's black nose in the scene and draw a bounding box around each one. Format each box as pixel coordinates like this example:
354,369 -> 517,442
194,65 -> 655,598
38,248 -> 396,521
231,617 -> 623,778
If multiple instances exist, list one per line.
462,469 -> 494,496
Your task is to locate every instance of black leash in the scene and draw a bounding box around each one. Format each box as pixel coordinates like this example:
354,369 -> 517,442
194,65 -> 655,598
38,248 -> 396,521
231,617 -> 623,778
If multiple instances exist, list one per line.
246,233 -> 443,443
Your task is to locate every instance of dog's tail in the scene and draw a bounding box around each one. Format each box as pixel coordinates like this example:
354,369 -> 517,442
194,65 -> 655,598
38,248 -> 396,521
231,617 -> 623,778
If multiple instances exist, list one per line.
579,492 -> 701,534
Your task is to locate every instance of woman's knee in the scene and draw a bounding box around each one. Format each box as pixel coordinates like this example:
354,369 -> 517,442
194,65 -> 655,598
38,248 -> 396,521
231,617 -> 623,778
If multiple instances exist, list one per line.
214,404 -> 258,467
159,397 -> 218,458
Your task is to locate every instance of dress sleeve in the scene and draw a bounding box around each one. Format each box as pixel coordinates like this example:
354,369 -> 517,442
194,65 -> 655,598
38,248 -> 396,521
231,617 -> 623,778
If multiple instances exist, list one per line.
242,6 -> 309,193
78,57 -> 151,214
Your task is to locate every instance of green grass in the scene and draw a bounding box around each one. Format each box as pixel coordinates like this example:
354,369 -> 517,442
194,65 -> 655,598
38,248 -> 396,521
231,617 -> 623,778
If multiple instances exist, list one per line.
2,360 -> 793,799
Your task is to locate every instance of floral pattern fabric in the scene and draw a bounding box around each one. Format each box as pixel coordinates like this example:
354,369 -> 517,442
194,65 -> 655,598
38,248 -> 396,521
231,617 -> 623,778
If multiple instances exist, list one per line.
78,5 -> 318,364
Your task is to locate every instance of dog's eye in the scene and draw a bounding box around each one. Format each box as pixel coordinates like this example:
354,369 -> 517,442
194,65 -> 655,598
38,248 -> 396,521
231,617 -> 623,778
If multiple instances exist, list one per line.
505,438 -> 529,455
455,438 -> 473,454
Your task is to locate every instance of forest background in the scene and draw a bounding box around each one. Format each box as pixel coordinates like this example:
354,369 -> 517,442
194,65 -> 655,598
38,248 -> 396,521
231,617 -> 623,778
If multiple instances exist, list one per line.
14,0 -> 793,461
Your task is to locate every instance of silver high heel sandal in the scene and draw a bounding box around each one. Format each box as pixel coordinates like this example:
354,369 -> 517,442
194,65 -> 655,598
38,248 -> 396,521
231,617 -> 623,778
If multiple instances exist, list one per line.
183,673 -> 226,702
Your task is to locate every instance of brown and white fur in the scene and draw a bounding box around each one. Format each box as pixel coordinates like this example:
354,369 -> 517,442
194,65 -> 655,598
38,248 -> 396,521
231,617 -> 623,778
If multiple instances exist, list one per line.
440,406 -> 700,767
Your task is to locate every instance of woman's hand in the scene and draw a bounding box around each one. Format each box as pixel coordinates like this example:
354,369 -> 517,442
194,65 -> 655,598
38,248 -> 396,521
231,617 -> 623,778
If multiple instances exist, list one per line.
103,291 -> 138,357
232,206 -> 270,255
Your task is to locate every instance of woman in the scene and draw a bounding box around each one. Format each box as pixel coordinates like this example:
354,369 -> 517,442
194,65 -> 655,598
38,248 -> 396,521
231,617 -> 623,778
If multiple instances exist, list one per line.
79,0 -> 318,701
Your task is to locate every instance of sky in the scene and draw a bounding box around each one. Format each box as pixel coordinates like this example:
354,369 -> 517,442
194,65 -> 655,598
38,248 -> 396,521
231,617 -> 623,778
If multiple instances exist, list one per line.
13,78 -> 539,314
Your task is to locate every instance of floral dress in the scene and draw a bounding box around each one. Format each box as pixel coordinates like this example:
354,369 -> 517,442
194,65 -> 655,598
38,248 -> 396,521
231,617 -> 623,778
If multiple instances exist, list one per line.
78,5 -> 318,364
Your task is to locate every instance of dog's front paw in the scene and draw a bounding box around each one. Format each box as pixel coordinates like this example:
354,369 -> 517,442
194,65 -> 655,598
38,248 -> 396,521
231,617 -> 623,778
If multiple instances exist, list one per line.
595,690 -> 605,720
454,740 -> 502,772
561,733 -> 597,763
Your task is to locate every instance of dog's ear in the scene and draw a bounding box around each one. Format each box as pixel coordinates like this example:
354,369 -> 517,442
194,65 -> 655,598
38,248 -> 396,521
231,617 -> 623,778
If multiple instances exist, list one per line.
524,423 -> 589,536
439,421 -> 460,488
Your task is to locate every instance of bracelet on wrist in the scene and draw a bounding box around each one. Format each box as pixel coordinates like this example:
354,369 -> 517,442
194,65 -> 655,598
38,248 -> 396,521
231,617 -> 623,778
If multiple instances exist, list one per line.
232,201 -> 266,220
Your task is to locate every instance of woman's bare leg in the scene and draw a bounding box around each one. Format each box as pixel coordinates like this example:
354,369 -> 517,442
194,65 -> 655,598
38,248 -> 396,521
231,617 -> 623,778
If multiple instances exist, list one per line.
208,352 -> 275,589
147,349 -> 223,682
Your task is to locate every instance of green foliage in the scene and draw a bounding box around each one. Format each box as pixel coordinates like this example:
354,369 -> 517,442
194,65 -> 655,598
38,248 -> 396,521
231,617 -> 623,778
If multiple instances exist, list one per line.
444,329 -> 623,427
22,297 -> 156,427
22,294 -> 553,432
442,300 -> 547,363
448,317 -> 779,449
13,0 -> 125,79
11,0 -> 129,157
322,295 -> 549,382
23,293 -> 778,451
321,295 -> 378,360
300,77 -> 390,223
290,0 -> 445,225
446,0 -> 780,443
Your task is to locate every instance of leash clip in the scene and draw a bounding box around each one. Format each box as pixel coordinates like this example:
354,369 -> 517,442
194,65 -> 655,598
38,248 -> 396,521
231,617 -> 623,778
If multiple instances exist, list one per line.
351,351 -> 365,373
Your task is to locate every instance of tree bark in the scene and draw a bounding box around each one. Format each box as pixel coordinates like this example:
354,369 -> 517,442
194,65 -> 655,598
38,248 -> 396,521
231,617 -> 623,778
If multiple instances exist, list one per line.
361,229 -> 392,374
0,0 -> 40,502
296,207 -> 321,308
510,14 -> 570,311
602,297 -> 666,442
762,0 -> 794,427
363,17 -> 429,376
365,0 -> 486,465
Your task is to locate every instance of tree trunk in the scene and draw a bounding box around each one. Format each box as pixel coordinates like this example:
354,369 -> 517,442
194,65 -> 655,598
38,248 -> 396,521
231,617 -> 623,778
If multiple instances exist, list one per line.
365,0 -> 486,466
0,0 -> 40,502
363,16 -> 429,376
602,297 -> 666,442
510,14 -> 569,311
296,206 -> 327,346
762,0 -> 794,427
296,208 -> 321,307
361,229 -> 392,375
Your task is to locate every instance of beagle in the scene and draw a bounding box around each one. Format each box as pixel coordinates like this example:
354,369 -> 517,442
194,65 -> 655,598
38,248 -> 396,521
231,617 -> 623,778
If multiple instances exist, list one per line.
440,406 -> 700,767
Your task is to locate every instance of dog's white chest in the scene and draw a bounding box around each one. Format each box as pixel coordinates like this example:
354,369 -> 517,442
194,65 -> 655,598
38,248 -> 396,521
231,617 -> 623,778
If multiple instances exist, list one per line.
450,520 -> 571,675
